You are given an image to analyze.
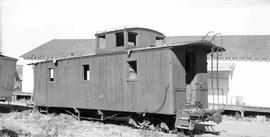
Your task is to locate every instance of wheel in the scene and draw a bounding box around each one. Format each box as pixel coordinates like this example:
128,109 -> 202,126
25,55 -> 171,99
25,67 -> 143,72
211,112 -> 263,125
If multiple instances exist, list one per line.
160,122 -> 169,133
184,129 -> 194,137
6,97 -> 11,105
177,129 -> 194,137
177,131 -> 186,137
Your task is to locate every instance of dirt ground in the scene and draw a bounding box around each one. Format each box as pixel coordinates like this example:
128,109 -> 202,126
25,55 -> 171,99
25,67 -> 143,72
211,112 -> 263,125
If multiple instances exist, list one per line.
200,116 -> 270,137
0,103 -> 270,137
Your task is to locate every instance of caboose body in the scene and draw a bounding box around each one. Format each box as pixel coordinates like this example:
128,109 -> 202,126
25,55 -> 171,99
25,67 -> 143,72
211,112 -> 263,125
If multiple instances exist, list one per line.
33,27 -> 223,130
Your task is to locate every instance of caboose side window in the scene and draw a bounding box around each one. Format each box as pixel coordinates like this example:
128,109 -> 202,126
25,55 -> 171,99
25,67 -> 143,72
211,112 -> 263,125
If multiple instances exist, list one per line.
98,35 -> 106,49
82,64 -> 90,81
128,32 -> 137,46
49,68 -> 54,82
127,61 -> 137,79
156,36 -> 163,46
116,32 -> 124,47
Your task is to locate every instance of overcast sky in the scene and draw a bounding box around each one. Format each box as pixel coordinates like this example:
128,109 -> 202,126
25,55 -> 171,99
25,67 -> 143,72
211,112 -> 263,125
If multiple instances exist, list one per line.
1,0 -> 270,59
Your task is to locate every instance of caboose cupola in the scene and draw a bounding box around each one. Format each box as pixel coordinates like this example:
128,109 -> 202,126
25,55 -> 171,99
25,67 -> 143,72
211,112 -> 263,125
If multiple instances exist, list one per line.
95,27 -> 166,54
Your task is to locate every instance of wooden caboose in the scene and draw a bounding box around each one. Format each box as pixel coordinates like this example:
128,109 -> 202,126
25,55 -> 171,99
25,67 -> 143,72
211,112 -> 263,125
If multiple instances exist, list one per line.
0,54 -> 17,101
33,27 -> 223,130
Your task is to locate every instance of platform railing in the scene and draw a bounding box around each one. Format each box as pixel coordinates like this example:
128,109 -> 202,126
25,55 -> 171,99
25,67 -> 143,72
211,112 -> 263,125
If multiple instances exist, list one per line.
208,88 -> 226,110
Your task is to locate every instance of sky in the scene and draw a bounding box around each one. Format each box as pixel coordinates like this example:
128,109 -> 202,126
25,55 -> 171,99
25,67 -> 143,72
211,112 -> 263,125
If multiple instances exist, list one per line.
1,0 -> 270,60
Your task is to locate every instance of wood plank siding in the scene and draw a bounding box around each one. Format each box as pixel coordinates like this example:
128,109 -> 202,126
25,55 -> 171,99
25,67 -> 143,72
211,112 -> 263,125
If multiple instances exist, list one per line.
29,27 -> 216,116
0,56 -> 17,99
34,48 -> 176,114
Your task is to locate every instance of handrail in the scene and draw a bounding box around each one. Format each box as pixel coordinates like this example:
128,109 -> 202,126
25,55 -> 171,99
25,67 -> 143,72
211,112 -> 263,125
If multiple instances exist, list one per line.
202,31 -> 215,41
211,33 -> 223,56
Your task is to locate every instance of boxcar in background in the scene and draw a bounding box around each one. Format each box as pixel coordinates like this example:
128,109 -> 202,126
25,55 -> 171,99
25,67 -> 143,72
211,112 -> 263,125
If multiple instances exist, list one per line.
0,54 -> 17,101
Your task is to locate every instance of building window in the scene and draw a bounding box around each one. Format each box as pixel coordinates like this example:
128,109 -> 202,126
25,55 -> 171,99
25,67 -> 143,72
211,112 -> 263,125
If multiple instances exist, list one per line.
128,32 -> 137,46
49,68 -> 54,82
116,32 -> 124,47
82,64 -> 90,81
128,61 -> 137,79
98,35 -> 106,49
156,36 -> 163,46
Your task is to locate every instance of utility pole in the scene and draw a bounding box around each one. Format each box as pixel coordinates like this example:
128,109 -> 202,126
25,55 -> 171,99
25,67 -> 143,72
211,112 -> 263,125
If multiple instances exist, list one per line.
0,1 -> 2,55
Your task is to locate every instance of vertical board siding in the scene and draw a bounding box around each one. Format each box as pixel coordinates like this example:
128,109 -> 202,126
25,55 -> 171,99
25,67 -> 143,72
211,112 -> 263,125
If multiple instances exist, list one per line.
35,49 -> 175,114
134,49 -> 172,113
47,63 -> 53,106
171,49 -> 186,111
0,59 -> 16,99
35,62 -> 48,106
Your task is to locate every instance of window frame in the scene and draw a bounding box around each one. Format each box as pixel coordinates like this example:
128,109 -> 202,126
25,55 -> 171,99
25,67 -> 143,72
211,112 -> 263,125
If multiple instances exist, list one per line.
82,64 -> 90,82
98,35 -> 106,49
155,36 -> 163,46
128,32 -> 137,47
127,60 -> 137,81
116,32 -> 124,47
48,67 -> 55,83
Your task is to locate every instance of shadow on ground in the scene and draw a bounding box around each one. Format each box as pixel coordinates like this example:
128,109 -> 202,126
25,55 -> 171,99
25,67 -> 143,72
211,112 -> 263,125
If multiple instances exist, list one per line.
0,127 -> 31,137
0,103 -> 32,113
0,127 -> 19,137
193,123 -> 221,136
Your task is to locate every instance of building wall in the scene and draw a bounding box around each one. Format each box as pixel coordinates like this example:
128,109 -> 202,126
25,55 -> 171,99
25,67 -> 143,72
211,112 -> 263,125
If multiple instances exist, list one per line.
22,63 -> 34,93
34,48 -> 175,114
207,60 -> 270,108
228,60 -> 270,107
207,70 -> 230,105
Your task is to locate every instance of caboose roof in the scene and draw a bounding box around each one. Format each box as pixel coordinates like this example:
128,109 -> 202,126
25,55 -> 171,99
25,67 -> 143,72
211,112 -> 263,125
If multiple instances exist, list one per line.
30,40 -> 223,65
95,26 -> 165,38
129,40 -> 224,53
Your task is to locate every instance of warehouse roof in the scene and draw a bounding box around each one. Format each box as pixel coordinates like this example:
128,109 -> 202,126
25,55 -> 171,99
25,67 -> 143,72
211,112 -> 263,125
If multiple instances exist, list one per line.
21,35 -> 270,60
21,39 -> 95,60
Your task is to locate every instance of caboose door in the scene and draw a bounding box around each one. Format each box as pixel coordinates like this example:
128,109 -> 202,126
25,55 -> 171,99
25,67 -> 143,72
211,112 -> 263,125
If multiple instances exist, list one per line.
185,51 -> 208,107
185,52 -> 196,105
185,52 -> 195,85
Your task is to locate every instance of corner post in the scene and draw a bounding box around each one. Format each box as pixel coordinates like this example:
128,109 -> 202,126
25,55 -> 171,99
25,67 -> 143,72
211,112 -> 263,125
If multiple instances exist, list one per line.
124,31 -> 128,48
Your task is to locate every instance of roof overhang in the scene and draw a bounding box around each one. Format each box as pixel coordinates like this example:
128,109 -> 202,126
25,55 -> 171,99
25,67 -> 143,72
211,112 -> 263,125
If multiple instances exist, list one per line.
168,40 -> 225,53
30,40 -> 225,65
128,40 -> 225,53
